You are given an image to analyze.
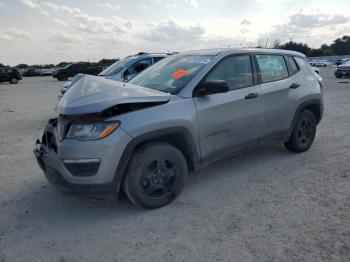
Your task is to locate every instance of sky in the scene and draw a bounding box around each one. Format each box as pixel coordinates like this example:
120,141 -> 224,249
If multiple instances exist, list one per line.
0,0 -> 349,65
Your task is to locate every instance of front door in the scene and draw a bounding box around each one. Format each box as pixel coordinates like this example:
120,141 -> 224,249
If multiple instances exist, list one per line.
194,54 -> 262,159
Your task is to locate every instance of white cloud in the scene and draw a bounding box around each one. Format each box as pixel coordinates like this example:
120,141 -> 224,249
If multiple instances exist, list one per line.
53,18 -> 68,27
97,2 -> 122,10
143,19 -> 205,42
49,31 -> 81,43
0,28 -> 31,40
73,14 -> 125,34
0,1 -> 5,8
241,19 -> 252,25
289,11 -> 348,28
266,9 -> 350,45
185,0 -> 198,8
42,1 -> 81,15
21,0 -> 39,9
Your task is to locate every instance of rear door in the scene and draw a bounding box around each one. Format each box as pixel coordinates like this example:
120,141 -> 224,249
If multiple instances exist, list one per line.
194,54 -> 262,159
256,54 -> 304,141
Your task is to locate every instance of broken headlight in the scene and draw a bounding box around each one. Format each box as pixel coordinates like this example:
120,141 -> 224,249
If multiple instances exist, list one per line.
66,121 -> 120,140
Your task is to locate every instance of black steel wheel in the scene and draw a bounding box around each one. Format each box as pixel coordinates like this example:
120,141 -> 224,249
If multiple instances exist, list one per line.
9,77 -> 18,84
123,142 -> 187,209
285,110 -> 316,153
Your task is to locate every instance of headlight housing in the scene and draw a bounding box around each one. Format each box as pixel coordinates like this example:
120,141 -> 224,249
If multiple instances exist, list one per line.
66,121 -> 120,140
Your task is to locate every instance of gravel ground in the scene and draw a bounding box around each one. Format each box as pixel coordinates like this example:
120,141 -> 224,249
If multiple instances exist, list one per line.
0,68 -> 349,262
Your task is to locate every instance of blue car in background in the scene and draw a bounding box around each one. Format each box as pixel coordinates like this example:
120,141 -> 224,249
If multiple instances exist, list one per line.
59,52 -> 173,99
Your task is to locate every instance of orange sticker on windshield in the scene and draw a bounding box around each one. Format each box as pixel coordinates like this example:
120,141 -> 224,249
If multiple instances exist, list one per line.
172,69 -> 188,79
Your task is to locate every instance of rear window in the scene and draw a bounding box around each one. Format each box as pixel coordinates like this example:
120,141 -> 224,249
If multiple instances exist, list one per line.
256,55 -> 289,83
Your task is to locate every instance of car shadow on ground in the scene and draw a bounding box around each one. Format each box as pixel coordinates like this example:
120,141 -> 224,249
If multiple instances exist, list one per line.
1,143 -> 296,225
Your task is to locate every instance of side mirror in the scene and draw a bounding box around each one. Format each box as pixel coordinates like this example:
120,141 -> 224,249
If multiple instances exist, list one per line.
194,80 -> 229,97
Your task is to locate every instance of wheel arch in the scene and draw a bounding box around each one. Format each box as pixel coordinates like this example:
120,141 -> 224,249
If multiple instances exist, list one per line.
113,127 -> 200,196
290,99 -> 323,130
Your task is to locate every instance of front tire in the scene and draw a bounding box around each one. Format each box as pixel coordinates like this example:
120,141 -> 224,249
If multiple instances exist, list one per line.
58,74 -> 68,81
9,77 -> 18,84
123,142 -> 187,209
284,110 -> 316,153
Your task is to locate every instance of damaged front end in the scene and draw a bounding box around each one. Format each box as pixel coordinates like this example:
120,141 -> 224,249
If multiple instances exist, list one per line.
34,74 -> 170,195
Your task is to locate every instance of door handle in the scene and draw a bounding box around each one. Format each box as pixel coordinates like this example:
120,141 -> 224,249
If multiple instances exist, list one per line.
290,83 -> 300,89
245,93 -> 259,99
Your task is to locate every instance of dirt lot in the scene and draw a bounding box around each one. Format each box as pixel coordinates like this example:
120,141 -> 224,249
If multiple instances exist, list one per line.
0,68 -> 349,262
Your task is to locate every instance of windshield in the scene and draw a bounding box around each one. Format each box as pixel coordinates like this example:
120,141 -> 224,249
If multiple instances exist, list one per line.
128,55 -> 213,94
99,59 -> 131,76
344,60 -> 350,66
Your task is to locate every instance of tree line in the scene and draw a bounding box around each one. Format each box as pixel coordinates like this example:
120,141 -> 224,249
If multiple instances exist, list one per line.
274,35 -> 350,57
1,35 -> 349,68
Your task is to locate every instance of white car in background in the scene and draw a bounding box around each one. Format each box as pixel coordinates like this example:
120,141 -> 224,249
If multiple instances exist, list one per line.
309,60 -> 329,67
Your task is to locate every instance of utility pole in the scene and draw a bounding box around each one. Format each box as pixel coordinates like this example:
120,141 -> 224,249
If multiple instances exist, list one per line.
265,36 -> 269,48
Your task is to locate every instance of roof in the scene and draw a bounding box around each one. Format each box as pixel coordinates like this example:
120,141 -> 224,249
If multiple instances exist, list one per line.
183,48 -> 306,57
125,52 -> 170,60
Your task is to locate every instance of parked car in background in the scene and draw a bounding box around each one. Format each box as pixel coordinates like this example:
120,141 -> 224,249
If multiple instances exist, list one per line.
23,68 -> 40,77
99,52 -> 170,81
53,63 -> 103,81
58,53 -> 171,99
35,48 -> 323,209
336,58 -> 350,66
0,68 -> 22,84
39,68 -> 54,76
309,60 -> 329,67
335,60 -> 350,78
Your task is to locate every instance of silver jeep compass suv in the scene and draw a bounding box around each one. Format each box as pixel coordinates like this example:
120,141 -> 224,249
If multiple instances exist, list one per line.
34,48 -> 324,209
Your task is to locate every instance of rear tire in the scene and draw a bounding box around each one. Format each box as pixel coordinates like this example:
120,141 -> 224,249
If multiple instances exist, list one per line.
9,77 -> 18,84
284,110 -> 316,153
123,142 -> 187,209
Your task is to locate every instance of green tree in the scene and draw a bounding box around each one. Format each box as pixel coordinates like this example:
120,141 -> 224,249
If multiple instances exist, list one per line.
96,58 -> 119,67
331,36 -> 350,55
278,41 -> 311,56
16,64 -> 29,69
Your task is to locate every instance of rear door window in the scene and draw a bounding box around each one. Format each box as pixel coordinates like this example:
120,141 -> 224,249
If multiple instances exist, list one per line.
256,55 -> 289,83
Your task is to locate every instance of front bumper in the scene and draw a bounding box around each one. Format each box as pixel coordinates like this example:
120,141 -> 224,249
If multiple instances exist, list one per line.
34,121 -> 132,194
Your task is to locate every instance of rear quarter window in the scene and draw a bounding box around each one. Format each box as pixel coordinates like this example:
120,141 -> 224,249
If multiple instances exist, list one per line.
286,56 -> 299,75
256,55 -> 289,83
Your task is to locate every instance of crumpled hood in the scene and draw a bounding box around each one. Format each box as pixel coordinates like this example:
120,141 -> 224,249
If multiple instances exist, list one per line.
57,74 -> 170,115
